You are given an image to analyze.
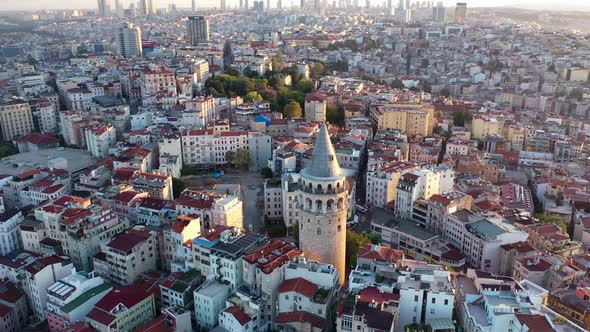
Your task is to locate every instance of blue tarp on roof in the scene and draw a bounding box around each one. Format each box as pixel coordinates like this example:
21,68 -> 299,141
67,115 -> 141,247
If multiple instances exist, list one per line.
253,115 -> 271,126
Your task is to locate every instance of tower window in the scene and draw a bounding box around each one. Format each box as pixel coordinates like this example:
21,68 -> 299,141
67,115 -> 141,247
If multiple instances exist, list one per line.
337,225 -> 341,232
317,228 -> 321,235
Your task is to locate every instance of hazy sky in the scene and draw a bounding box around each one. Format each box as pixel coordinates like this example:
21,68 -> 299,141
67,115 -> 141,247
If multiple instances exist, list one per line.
2,0 -> 590,11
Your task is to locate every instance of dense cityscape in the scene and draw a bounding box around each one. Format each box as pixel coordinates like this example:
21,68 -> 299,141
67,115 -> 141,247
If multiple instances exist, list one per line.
0,1 -> 589,331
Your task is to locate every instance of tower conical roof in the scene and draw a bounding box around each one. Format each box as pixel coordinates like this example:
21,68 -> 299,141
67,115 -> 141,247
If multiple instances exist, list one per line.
303,123 -> 342,179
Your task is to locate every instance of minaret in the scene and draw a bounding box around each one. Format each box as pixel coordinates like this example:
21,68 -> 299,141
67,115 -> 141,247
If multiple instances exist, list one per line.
297,123 -> 347,284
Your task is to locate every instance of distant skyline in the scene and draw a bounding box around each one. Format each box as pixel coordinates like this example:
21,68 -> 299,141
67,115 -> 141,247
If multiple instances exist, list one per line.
2,0 -> 590,11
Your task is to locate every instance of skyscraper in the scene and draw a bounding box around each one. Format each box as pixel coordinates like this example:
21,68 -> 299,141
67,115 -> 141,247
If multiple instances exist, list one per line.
116,22 -> 143,58
114,0 -> 123,17
139,0 -> 156,15
187,16 -> 210,45
221,0 -> 227,11
223,40 -> 234,70
296,123 -> 348,285
192,0 -> 197,11
148,0 -> 157,15
432,1 -> 445,22
97,0 -> 112,17
139,0 -> 147,15
455,2 -> 467,23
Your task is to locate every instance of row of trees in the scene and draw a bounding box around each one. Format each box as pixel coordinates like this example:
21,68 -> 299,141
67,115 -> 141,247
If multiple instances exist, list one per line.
225,149 -> 251,170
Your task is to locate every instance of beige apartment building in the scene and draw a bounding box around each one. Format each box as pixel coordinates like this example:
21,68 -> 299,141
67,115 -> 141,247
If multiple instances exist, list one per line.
370,103 -> 435,137
471,116 -> 503,139
0,101 -> 34,141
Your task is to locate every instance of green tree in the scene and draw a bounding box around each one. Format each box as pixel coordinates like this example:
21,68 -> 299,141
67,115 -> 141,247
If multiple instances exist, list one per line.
362,231 -> 382,244
390,79 -> 404,89
243,68 -> 260,78
226,150 -> 236,166
245,91 -> 263,102
235,148 -> 251,170
293,222 -> 299,246
570,88 -> 583,101
537,215 -> 567,234
326,104 -> 344,126
311,62 -> 325,79
295,79 -> 314,93
225,67 -> 241,77
172,177 -> 186,199
284,101 -> 303,118
261,167 -> 274,178
0,144 -> 16,159
346,231 -> 371,268
453,111 -> 472,127
440,87 -> 451,97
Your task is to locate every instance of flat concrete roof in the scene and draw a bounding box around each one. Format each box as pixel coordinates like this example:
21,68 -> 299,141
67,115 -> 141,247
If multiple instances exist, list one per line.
0,148 -> 96,176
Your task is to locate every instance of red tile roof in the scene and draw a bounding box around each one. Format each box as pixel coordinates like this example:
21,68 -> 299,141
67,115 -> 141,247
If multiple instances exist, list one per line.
94,285 -> 152,312
0,280 -> 23,304
278,278 -> 318,298
515,314 -> 553,332
358,286 -> 400,304
14,132 -> 60,145
86,308 -> 116,326
275,311 -> 325,329
106,229 -> 151,253
116,191 -> 142,204
224,306 -> 252,325
357,244 -> 404,264
243,240 -> 301,274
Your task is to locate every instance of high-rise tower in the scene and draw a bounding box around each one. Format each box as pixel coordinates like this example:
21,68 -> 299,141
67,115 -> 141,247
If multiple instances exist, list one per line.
116,22 -> 143,58
296,123 -> 347,285
432,1 -> 445,22
97,0 -> 112,16
187,16 -> 210,45
455,2 -> 466,22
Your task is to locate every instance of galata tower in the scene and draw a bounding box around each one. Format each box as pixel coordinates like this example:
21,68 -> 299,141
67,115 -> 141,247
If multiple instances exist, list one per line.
297,123 -> 347,284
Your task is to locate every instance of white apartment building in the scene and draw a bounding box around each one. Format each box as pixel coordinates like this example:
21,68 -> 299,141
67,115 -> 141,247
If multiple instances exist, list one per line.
46,270 -> 112,332
19,181 -> 69,208
181,129 -> 249,166
0,101 -> 34,141
182,97 -> 215,128
159,269 -> 201,309
162,216 -> 201,272
139,68 -> 176,101
59,111 -> 84,145
445,210 -> 529,273
29,99 -> 58,133
366,161 -> 419,208
281,173 -> 301,230
176,190 -> 244,232
130,171 -> 173,200
20,256 -> 74,322
248,132 -> 272,170
446,139 -> 473,155
284,255 -> 340,289
242,240 -> 301,319
264,179 -> 283,220
94,226 -> 158,285
0,209 -> 24,255
395,166 -> 454,220
397,268 -> 455,332
84,124 -> 116,158
305,95 -> 327,122
194,280 -> 232,330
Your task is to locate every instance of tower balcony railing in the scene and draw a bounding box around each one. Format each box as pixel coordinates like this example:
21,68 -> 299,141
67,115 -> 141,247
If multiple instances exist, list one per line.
298,184 -> 349,195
